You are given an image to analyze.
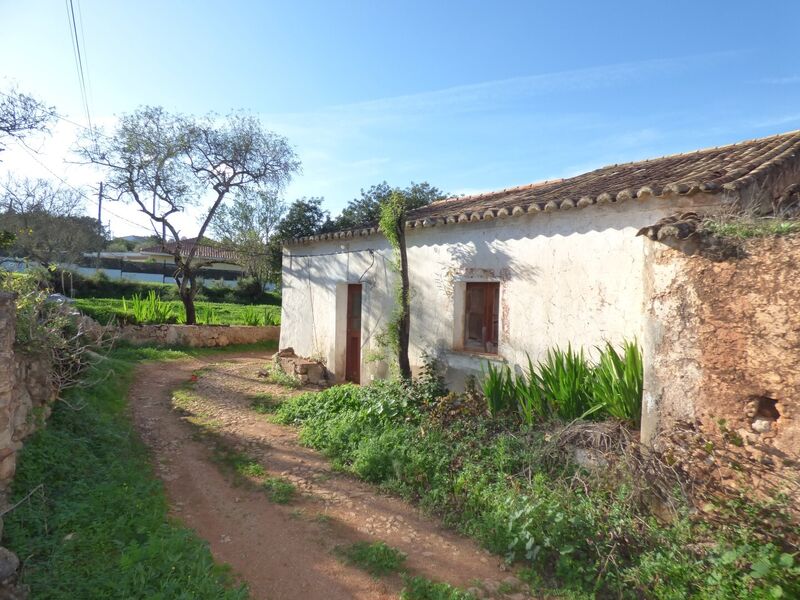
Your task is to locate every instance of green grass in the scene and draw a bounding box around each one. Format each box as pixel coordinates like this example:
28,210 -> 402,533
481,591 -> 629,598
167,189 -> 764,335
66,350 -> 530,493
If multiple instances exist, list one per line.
249,392 -> 282,414
704,217 -> 800,239
3,347 -> 249,599
400,576 -> 476,600
335,541 -> 407,577
110,339 -> 278,362
261,477 -> 296,504
75,296 -> 281,326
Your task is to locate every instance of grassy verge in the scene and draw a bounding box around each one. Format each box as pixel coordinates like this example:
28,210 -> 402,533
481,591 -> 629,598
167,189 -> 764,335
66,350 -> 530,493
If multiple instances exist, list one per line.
3,346 -> 253,599
273,382 -> 800,599
74,297 -> 281,326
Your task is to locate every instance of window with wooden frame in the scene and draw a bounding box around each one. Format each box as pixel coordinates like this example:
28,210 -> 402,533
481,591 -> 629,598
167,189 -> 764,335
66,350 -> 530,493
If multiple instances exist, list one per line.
464,282 -> 500,354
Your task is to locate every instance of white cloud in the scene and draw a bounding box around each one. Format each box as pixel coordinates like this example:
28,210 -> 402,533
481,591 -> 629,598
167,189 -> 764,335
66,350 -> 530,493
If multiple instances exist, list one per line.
760,75 -> 800,85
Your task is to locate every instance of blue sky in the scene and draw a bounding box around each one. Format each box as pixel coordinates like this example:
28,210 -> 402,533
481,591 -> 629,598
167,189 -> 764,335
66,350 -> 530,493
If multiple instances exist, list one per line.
1,0 -> 799,236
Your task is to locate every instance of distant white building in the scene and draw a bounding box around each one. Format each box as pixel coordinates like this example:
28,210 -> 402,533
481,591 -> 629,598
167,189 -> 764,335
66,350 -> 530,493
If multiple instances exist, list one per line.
279,130 -> 800,388
74,237 -> 246,287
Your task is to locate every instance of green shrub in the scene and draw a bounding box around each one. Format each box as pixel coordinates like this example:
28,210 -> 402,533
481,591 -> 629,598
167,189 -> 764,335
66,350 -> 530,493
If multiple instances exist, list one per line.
591,341 -> 643,426
352,426 -> 413,483
277,374 -> 797,598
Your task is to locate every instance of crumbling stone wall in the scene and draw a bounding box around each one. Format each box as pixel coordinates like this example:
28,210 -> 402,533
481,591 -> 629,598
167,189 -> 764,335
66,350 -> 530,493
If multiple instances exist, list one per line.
642,235 -> 800,489
118,324 -> 280,347
271,348 -> 328,386
0,293 -> 16,485
0,293 -> 58,598
0,293 -> 58,489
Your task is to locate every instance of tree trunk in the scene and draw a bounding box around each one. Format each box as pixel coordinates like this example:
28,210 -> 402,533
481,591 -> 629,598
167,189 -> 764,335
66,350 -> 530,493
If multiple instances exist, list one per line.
176,262 -> 198,325
181,289 -> 197,325
396,225 -> 412,380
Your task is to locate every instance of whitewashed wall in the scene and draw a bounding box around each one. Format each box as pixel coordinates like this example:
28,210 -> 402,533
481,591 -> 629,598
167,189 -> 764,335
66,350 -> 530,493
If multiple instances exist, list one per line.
281,195 -> 721,388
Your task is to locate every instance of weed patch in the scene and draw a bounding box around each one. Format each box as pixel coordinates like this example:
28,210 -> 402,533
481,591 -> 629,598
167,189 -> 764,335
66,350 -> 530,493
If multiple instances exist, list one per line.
261,476 -> 296,504
276,380 -> 800,598
336,541 -> 406,577
704,217 -> 800,239
260,363 -> 301,388
400,576 -> 475,599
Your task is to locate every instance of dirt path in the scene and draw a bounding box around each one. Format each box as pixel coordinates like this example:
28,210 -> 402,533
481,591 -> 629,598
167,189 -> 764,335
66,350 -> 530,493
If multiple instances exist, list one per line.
129,353 -> 532,600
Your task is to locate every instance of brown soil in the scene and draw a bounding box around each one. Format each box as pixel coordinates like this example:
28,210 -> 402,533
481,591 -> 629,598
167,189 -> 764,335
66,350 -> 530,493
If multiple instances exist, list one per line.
129,352 -> 533,600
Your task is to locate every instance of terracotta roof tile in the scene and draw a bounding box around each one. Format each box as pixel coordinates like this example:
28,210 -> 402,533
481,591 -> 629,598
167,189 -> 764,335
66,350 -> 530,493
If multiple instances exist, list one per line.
141,237 -> 242,263
289,130 -> 800,245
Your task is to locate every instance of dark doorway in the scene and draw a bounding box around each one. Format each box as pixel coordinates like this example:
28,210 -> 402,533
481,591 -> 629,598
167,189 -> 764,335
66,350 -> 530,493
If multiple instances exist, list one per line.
345,284 -> 362,383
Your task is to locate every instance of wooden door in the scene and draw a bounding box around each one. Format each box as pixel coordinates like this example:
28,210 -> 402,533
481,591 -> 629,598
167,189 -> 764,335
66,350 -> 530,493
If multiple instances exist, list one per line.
345,284 -> 362,383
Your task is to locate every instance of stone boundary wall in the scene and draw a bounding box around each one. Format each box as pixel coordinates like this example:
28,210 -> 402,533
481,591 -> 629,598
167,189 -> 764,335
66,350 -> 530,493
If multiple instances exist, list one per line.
0,293 -> 58,490
117,324 -> 280,347
642,235 -> 800,490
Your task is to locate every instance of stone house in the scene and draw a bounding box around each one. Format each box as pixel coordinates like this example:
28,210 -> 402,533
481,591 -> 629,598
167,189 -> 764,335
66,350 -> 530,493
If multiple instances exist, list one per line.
279,130 -> 800,408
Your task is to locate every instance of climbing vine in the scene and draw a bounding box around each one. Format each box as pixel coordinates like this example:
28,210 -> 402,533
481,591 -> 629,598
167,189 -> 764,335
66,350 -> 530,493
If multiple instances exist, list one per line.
378,191 -> 412,380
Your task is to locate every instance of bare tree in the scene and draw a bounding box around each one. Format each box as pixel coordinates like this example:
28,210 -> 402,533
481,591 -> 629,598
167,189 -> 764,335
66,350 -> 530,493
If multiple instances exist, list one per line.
1,176 -> 83,215
0,177 -> 105,266
77,106 -> 300,323
0,88 -> 56,158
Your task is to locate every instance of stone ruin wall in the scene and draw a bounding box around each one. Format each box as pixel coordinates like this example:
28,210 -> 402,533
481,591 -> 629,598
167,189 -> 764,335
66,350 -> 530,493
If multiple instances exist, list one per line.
117,323 -> 280,347
642,235 -> 800,497
0,293 -> 58,492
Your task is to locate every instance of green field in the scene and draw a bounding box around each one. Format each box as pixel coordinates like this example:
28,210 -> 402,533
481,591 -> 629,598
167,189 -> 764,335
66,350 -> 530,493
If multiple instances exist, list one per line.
75,297 -> 281,326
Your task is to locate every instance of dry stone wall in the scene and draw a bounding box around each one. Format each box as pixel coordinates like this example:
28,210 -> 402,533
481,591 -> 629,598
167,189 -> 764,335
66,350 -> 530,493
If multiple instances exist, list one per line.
0,293 -> 58,490
117,324 -> 280,347
642,234 -> 800,497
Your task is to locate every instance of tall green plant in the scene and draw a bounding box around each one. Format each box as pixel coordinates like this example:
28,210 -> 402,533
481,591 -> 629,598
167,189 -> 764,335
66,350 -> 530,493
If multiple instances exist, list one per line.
241,305 -> 263,326
591,340 -> 643,426
482,362 -> 514,416
537,345 -> 595,421
515,355 -> 547,425
127,291 -> 175,324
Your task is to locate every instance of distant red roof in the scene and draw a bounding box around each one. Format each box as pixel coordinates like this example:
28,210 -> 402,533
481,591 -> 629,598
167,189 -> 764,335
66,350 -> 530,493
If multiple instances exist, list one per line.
141,237 -> 242,264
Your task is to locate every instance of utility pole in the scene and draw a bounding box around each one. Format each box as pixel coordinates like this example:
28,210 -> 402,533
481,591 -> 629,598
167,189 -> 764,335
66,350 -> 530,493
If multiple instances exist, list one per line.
96,182 -> 103,266
97,181 -> 103,225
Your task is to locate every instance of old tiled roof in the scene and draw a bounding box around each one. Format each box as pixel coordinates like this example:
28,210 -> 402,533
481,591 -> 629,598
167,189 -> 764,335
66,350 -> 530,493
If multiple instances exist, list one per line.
289,130 -> 800,245
141,237 -> 242,263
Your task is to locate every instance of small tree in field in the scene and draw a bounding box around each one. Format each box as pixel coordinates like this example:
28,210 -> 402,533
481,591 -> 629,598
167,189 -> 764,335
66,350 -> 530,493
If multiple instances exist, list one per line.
210,189 -> 286,287
78,106 -> 300,323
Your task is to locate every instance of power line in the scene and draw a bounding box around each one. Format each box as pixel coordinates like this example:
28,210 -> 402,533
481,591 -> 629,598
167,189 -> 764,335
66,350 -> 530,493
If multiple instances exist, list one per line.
65,0 -> 94,138
8,138 -> 154,233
